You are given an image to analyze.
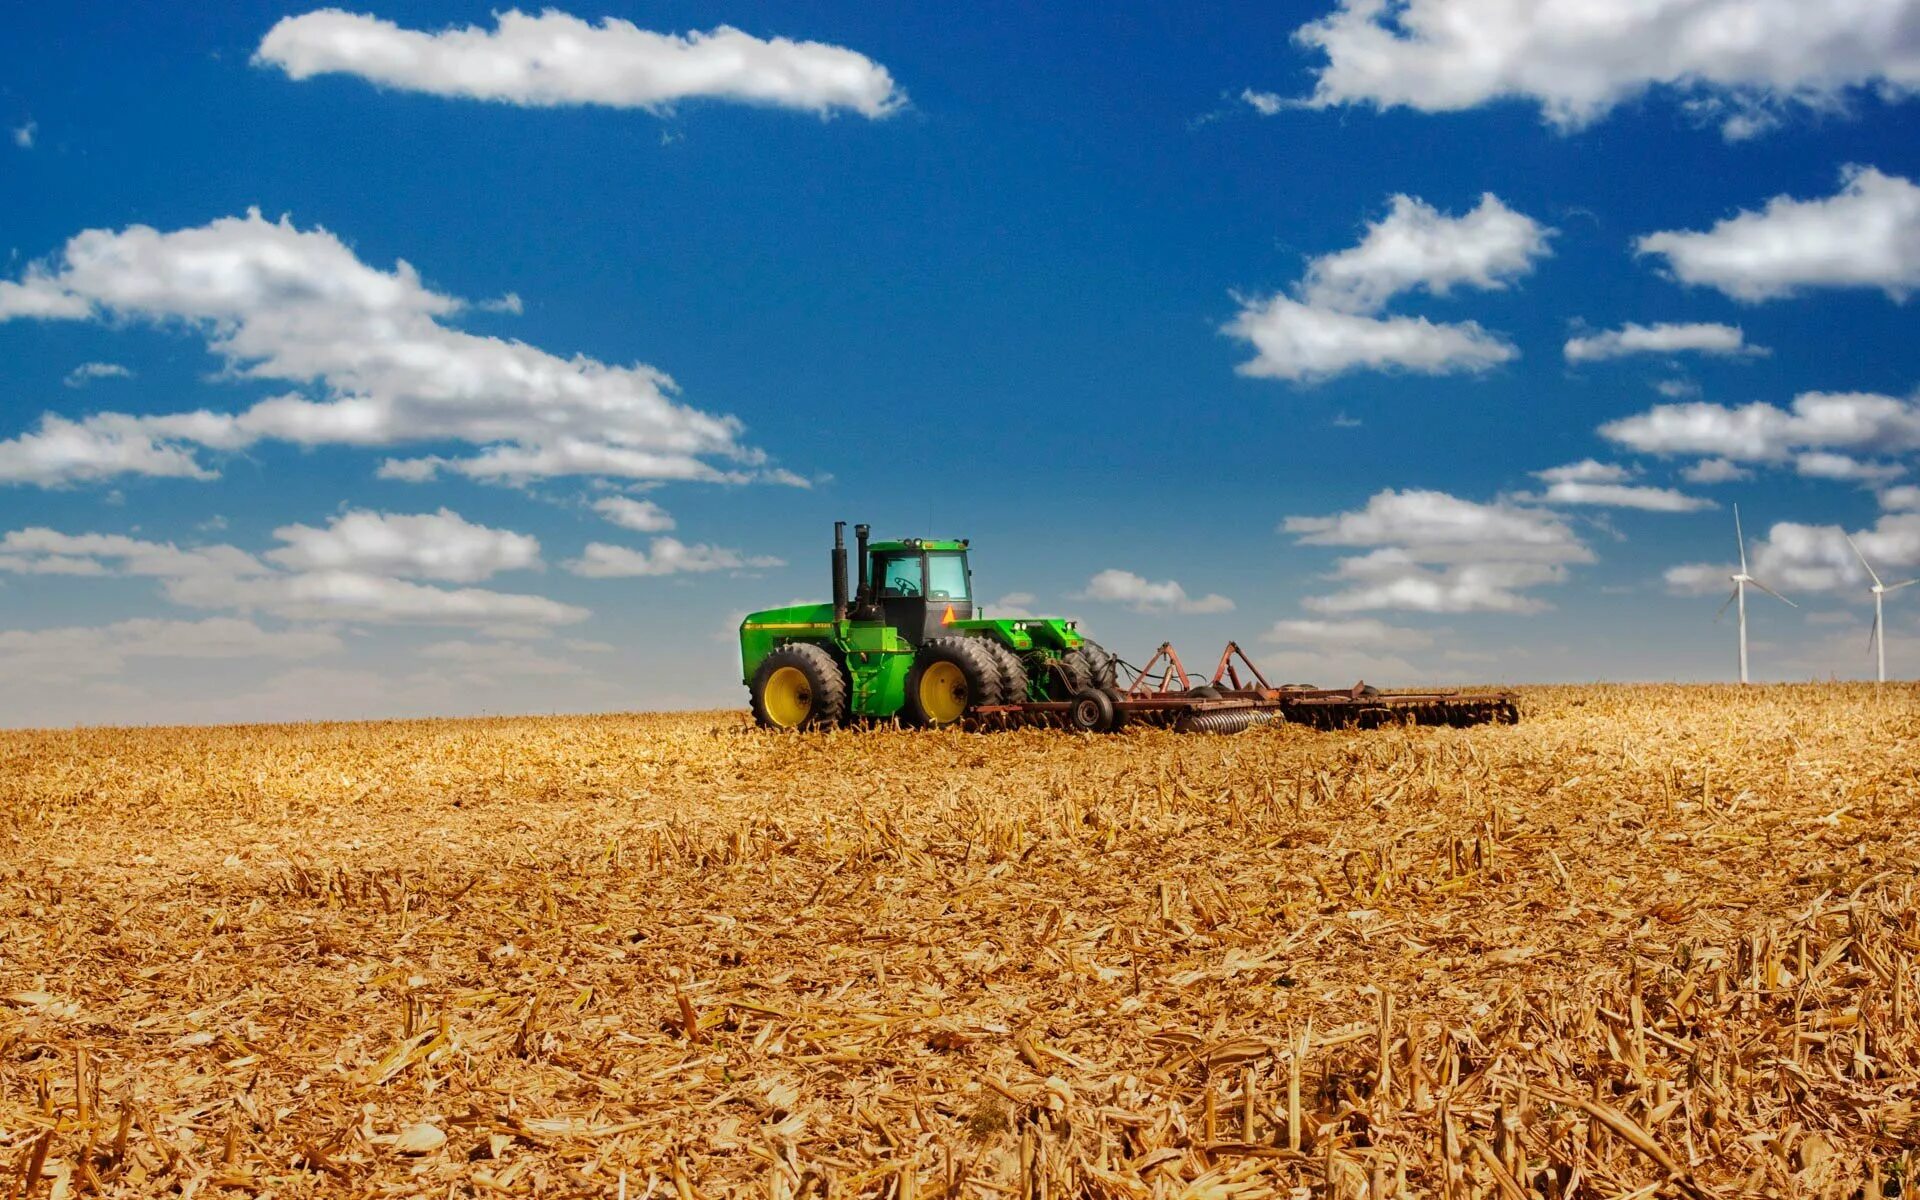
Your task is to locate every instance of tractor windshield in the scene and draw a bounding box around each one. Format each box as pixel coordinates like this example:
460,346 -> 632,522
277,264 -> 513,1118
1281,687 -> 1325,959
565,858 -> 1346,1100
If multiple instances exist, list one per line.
878,554 -> 922,597
926,552 -> 970,601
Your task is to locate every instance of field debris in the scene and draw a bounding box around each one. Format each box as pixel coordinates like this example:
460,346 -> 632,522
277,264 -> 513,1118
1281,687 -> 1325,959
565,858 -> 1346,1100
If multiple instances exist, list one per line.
3,684 -> 1919,1197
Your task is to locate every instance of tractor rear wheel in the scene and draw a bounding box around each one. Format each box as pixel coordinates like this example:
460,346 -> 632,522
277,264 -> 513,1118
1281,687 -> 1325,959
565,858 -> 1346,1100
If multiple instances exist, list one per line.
1073,640 -> 1120,690
979,641 -> 1031,707
750,643 -> 849,730
1043,653 -> 1090,700
905,638 -> 1003,727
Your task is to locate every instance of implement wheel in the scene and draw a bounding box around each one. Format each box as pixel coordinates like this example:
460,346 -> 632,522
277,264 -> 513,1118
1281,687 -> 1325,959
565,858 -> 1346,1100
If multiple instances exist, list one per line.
905,637 -> 1004,728
1066,688 -> 1114,734
750,643 -> 849,730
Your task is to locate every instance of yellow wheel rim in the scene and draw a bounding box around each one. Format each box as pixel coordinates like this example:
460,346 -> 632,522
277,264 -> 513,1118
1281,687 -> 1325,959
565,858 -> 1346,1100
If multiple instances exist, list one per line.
763,666 -> 814,728
918,660 -> 968,724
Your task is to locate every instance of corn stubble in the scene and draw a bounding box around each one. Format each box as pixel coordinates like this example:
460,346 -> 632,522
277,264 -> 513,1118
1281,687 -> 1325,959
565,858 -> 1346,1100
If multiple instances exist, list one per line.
3,684 -> 1919,1198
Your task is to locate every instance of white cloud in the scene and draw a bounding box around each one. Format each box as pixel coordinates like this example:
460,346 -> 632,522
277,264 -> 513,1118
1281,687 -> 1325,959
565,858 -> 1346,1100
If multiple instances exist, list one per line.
1600,389 -> 1920,467
991,591 -> 1041,619
255,9 -> 905,118
1768,516 -> 1920,589
375,456 -> 443,483
0,211 -> 768,487
1882,485 -> 1920,510
1308,551 -> 1569,614
1656,378 -> 1703,399
62,361 -> 133,388
1284,488 -> 1589,563
1290,0 -> 1920,139
1670,514 -> 1920,596
1226,296 -> 1516,382
1534,459 -> 1630,485
565,537 -> 784,578
1526,461 -> 1714,511
267,508 -> 542,582
1301,194 -> 1553,314
592,495 -> 675,533
0,279 -> 90,320
169,568 -> 587,626
0,617 -> 341,683
1664,562 -> 1735,596
1636,167 -> 1920,301
1535,480 -> 1715,511
0,525 -> 585,627
1261,617 -> 1433,650
1682,458 -> 1753,484
0,528 -> 268,581
1564,322 -> 1762,363
1225,193 -> 1545,382
0,414 -> 220,487
1794,452 -> 1906,483
1240,88 -> 1284,116
11,120 -> 32,149
1283,488 -> 1590,613
1076,569 -> 1234,615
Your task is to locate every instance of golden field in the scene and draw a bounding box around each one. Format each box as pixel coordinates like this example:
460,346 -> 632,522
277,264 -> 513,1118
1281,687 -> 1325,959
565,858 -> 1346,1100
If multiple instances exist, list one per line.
3,685 -> 1919,1199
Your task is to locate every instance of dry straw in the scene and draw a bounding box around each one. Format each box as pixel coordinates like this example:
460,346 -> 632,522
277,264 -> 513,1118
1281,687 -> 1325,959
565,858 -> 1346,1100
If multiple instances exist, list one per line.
2,683 -> 1918,1197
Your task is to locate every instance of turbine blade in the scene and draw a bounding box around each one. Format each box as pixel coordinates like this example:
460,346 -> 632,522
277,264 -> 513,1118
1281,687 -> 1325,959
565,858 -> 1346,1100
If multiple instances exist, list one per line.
1886,578 -> 1920,592
1734,504 -> 1748,575
1749,578 -> 1796,607
1715,588 -> 1738,622
1869,610 -> 1881,655
1845,533 -> 1884,588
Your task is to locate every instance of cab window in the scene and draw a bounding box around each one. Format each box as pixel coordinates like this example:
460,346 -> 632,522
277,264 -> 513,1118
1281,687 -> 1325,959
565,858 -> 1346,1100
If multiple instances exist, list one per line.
926,553 -> 970,601
877,554 -> 922,597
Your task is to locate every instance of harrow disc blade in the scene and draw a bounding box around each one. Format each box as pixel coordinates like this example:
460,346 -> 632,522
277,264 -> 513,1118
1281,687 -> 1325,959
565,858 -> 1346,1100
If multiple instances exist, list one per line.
1175,708 -> 1280,735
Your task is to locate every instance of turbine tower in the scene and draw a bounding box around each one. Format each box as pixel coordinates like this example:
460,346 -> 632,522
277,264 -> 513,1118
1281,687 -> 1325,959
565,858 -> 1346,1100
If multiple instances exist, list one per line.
1845,533 -> 1917,684
1717,504 -> 1794,684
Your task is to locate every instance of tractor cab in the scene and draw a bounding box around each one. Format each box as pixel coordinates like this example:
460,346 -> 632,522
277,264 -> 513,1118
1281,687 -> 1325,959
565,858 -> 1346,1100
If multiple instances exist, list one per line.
859,535 -> 973,645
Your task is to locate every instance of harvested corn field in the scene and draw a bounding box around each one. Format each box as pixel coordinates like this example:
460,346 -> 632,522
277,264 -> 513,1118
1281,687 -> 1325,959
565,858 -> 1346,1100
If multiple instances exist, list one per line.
4,685 -> 1920,1199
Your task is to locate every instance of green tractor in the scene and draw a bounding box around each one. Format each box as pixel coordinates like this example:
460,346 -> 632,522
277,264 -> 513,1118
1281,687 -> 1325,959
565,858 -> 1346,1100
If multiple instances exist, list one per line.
739,522 -> 1119,728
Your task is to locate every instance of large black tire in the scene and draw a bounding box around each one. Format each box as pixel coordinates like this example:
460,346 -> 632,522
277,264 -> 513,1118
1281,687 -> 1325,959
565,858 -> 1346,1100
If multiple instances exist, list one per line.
979,641 -> 1031,707
750,643 -> 849,730
1066,688 -> 1114,733
1073,640 -> 1120,691
904,637 -> 1004,727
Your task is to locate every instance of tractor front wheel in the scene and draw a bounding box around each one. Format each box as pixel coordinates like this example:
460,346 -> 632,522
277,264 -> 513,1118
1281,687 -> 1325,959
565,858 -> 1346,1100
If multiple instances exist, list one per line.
750,643 -> 849,730
905,638 -> 1004,727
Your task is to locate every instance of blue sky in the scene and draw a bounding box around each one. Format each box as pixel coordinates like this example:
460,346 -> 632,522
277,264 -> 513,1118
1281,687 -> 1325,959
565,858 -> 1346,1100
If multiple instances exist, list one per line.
4,1 -> 1920,725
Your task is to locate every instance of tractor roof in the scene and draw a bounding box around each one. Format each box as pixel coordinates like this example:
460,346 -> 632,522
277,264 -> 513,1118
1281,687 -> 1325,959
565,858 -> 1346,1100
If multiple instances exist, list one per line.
868,538 -> 968,553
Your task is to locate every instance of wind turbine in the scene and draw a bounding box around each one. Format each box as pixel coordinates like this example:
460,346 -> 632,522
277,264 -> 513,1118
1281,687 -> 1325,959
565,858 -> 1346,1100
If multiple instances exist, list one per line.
1845,533 -> 1917,684
1716,504 -> 1795,684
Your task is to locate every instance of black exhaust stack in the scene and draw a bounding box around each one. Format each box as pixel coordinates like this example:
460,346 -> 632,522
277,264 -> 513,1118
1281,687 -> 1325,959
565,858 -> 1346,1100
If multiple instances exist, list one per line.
854,523 -> 872,613
832,521 -> 850,624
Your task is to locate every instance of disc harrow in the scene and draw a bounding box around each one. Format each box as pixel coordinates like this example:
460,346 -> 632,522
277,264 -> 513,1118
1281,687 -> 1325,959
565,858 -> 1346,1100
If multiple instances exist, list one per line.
967,641 -> 1519,734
